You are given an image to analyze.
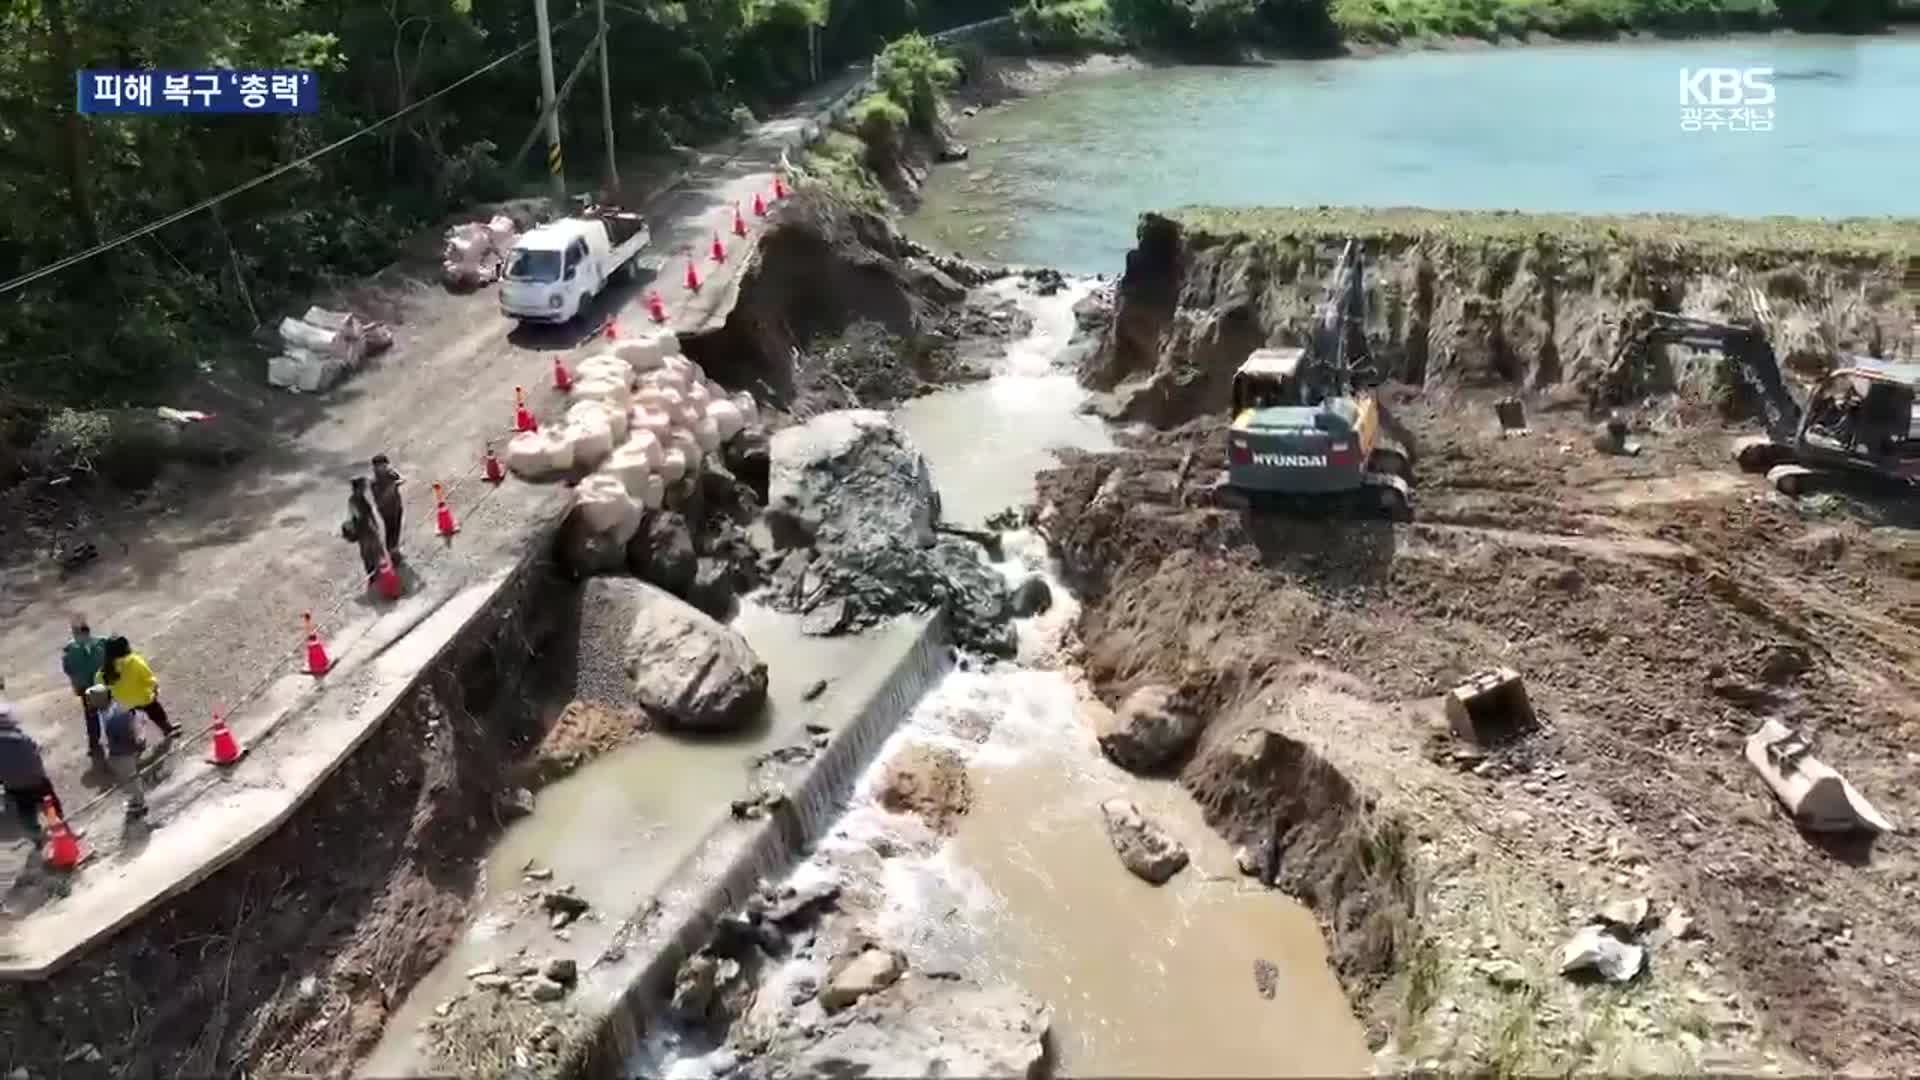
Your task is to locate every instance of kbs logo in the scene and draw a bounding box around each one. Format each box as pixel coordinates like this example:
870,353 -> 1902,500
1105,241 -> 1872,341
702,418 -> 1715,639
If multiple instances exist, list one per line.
1678,68 -> 1775,134
1252,452 -> 1327,468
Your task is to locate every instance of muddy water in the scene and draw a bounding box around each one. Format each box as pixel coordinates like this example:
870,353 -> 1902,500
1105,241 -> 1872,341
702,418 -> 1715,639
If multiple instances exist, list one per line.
655,279 -> 1368,1075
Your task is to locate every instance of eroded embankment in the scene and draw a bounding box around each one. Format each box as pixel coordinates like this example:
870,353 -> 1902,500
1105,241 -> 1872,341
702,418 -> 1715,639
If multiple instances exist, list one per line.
1091,206 -> 1920,425
0,552 -> 625,1077
1033,208 -> 1920,1073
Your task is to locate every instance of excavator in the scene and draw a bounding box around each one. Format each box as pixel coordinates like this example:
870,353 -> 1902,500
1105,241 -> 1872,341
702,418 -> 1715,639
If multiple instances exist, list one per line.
1198,238 -> 1415,520
1610,308 -> 1920,496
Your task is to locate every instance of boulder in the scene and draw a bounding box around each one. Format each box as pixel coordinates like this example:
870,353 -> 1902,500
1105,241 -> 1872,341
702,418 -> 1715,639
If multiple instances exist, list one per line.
1010,575 -> 1053,618
767,409 -> 936,551
574,578 -> 767,732
821,947 -> 907,1010
557,505 -> 631,578
1096,684 -> 1204,773
686,556 -> 743,621
722,426 -> 771,505
756,976 -> 1050,1080
1099,798 -> 1189,885
628,511 -> 697,595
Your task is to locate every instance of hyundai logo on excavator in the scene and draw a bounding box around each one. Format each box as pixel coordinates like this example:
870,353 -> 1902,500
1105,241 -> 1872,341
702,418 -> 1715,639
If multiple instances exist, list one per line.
1251,452 -> 1328,468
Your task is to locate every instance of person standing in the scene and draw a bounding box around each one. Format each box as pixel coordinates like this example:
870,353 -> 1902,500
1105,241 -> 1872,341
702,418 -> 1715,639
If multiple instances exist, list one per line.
60,615 -> 109,762
0,699 -> 62,841
98,635 -> 180,741
88,686 -> 146,819
370,454 -> 405,560
344,477 -> 387,583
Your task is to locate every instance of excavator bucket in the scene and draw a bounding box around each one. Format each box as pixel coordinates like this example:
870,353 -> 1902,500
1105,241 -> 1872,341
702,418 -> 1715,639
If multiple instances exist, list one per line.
1746,719 -> 1896,834
1495,397 -> 1529,435
1445,667 -> 1538,747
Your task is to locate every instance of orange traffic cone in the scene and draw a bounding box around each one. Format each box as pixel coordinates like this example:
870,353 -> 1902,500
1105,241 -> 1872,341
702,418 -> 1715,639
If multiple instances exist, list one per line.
732,203 -> 748,237
42,798 -> 82,871
684,259 -> 702,292
483,445 -> 505,484
752,191 -> 767,217
207,713 -> 243,766
433,482 -> 459,538
710,234 -> 726,263
303,612 -> 332,676
773,174 -> 787,200
374,554 -> 403,600
646,290 -> 668,324
514,386 -> 537,433
552,355 -> 573,392
604,319 -> 619,341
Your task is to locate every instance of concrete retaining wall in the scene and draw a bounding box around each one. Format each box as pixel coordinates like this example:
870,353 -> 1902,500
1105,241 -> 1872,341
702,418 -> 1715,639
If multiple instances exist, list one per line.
569,609 -> 954,1078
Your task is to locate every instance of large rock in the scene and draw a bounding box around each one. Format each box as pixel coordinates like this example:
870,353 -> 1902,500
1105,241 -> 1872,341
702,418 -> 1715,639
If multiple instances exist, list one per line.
1099,798 -> 1190,885
575,578 -> 767,732
820,946 -> 907,1010
1096,684 -> 1204,773
762,411 -> 1012,654
757,976 -> 1050,1080
628,511 -> 696,595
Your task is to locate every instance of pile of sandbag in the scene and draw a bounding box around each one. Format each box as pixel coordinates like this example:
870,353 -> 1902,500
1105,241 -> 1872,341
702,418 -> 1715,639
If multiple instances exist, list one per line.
504,329 -> 761,547
442,215 -> 518,290
266,306 -> 394,393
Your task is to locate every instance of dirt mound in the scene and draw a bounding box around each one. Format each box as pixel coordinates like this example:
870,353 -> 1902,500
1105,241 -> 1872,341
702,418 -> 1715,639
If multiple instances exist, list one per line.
1089,209 -> 1918,428
681,190 -> 1018,416
1033,386 -> 1920,1072
876,743 -> 973,835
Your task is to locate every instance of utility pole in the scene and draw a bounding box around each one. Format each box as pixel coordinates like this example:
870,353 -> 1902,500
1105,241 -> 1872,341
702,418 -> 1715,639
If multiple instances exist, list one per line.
532,0 -> 564,200
596,0 -> 617,192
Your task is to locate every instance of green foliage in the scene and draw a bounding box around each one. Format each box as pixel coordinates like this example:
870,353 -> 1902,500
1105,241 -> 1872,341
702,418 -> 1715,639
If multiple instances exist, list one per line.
1014,0 -> 1127,50
871,32 -> 962,133
1328,0 -> 1792,39
801,130 -> 893,213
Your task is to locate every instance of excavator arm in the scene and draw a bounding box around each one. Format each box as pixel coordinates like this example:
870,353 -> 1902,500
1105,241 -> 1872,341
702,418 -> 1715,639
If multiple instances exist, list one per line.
1308,238 -> 1378,396
1638,312 -> 1805,443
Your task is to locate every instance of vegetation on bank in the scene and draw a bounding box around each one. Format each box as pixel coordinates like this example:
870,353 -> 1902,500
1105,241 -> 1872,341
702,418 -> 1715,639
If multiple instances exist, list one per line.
1014,0 -> 1916,52
1167,205 -> 1920,261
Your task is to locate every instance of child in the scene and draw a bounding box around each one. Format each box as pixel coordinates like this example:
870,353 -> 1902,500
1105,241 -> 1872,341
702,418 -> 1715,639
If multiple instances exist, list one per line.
88,685 -> 147,819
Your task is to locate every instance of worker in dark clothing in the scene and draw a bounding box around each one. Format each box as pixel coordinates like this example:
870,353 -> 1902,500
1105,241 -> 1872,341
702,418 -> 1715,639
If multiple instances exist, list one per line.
0,700 -> 62,842
60,615 -> 110,762
343,477 -> 387,583
370,454 -> 405,560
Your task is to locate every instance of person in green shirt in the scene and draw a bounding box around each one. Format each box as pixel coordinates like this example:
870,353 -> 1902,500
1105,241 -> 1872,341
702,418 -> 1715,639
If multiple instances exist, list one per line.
60,615 -> 108,762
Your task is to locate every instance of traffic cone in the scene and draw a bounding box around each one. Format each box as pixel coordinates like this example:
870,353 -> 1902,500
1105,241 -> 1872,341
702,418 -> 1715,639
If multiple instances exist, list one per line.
684,259 -> 702,293
646,290 -> 668,324
374,554 -> 403,600
434,482 -> 459,538
514,386 -> 537,433
207,713 -> 243,766
773,174 -> 787,200
552,355 -> 573,392
710,234 -> 727,263
604,319 -> 619,341
42,798 -> 82,871
303,612 -> 332,676
752,192 -> 767,217
732,203 -> 748,237
483,445 -> 505,484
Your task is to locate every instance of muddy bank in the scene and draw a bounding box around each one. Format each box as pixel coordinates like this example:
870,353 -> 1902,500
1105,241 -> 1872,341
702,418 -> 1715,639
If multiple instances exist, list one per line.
1090,207 -> 1920,426
0,554 -> 637,1078
1033,201 -> 1920,1066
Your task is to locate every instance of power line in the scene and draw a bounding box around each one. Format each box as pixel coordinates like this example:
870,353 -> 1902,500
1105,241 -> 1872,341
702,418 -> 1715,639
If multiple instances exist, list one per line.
0,14 -> 585,299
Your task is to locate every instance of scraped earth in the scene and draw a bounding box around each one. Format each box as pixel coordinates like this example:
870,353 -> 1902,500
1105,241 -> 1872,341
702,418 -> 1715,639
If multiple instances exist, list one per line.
1036,388 -> 1920,1073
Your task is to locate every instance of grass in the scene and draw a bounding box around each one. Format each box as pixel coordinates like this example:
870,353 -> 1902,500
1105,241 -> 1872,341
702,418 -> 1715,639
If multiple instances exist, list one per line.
797,130 -> 893,215
1329,0 -> 1786,41
1166,205 -> 1920,260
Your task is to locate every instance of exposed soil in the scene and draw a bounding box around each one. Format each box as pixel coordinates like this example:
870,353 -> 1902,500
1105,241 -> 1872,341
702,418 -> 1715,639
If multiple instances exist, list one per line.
511,700 -> 648,789
875,743 -> 974,835
0,562 -> 634,1079
1035,382 -> 1920,1072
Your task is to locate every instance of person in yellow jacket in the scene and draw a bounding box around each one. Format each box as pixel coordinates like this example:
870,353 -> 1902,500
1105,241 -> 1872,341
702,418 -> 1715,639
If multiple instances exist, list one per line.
98,636 -> 180,742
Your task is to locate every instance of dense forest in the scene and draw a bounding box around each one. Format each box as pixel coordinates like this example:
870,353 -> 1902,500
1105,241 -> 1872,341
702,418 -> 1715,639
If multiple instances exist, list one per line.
1,0 -> 1912,457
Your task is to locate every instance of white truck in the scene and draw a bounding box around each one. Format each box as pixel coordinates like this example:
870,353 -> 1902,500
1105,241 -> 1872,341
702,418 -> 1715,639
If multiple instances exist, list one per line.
498,207 -> 651,324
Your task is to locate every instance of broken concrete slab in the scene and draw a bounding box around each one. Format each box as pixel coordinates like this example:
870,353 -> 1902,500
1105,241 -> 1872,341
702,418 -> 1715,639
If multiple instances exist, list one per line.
1444,667 -> 1538,747
1745,719 -> 1896,834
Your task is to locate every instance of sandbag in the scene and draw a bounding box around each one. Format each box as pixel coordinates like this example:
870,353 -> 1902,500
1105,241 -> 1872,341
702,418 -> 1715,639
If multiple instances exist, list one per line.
659,445 -> 689,483
569,399 -> 626,443
630,406 -> 674,441
604,441 -> 657,496
571,375 -> 630,410
685,381 -> 712,410
574,473 -> 644,545
565,410 -> 615,470
634,386 -> 670,410
577,354 -> 631,385
706,399 -> 745,442
506,429 -> 573,480
694,415 -> 723,455
669,427 -> 704,469
730,391 -> 760,430
279,317 -> 341,355
641,367 -> 689,395
613,330 -> 679,371
641,472 -> 667,510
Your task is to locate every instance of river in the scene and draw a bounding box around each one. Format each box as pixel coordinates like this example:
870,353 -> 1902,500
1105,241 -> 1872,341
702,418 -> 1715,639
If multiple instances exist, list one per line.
909,33 -> 1920,274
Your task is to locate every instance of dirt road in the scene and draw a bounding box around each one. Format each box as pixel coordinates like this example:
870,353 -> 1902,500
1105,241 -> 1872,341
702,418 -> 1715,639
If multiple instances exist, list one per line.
1037,389 -> 1920,1072
0,86 -> 845,925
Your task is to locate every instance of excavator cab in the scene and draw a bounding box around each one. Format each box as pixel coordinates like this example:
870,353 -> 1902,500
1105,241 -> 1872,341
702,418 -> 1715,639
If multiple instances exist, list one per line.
1231,348 -> 1308,422
1800,367 -> 1920,473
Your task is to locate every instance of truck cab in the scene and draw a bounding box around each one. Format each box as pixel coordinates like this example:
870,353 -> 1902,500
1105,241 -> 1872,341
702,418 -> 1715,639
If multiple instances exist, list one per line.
499,209 -> 650,324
